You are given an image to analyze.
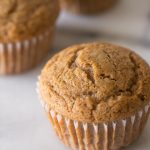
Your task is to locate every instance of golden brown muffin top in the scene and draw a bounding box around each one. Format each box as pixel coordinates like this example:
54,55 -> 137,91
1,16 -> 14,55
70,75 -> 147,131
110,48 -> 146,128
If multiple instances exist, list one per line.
39,43 -> 150,123
0,0 -> 59,42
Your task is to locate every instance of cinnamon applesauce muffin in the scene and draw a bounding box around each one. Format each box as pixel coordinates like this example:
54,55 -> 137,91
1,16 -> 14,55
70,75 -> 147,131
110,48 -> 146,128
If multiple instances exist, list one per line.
0,0 -> 59,74
60,0 -> 118,15
38,43 -> 150,150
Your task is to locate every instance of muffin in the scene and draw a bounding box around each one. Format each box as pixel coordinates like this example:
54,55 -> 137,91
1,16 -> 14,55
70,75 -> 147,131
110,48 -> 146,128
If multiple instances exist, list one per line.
0,0 -> 59,74
60,0 -> 118,15
37,43 -> 150,150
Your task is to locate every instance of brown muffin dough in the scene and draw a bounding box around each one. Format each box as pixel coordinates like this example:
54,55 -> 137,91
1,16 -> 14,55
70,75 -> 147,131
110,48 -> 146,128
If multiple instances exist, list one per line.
0,0 -> 59,42
39,43 -> 150,123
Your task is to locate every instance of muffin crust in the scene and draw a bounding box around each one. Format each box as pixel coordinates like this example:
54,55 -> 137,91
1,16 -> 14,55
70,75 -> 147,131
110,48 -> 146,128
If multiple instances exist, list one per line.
39,43 -> 150,123
0,0 -> 59,42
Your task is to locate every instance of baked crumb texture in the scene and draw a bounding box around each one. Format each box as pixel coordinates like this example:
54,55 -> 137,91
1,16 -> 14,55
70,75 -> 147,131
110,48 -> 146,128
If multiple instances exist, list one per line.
0,0 -> 59,42
40,43 -> 150,123
60,0 -> 118,15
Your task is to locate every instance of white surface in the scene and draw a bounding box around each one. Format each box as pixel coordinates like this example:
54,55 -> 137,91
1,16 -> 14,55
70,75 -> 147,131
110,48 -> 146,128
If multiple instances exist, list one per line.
58,0 -> 150,40
1,0 -> 150,150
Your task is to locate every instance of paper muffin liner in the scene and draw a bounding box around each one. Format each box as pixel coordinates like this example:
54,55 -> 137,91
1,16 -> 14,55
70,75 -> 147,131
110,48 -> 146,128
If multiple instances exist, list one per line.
60,0 -> 118,14
0,28 -> 54,74
36,81 -> 150,150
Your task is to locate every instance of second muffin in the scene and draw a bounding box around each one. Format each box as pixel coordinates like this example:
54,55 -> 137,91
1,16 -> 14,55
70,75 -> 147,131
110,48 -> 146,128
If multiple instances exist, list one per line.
38,43 -> 150,150
0,0 -> 59,74
60,0 -> 118,15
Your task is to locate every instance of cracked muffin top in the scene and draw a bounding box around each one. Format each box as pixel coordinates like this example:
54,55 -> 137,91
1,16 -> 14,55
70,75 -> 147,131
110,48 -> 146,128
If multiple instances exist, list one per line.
39,43 -> 150,123
0,0 -> 59,42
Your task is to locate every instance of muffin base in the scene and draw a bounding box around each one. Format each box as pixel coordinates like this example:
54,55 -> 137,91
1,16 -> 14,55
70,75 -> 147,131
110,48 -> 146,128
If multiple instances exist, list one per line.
0,28 -> 54,75
37,83 -> 150,150
60,0 -> 118,15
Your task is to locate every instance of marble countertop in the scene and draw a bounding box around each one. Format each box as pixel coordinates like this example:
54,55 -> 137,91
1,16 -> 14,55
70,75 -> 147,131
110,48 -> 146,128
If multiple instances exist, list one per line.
0,0 -> 150,150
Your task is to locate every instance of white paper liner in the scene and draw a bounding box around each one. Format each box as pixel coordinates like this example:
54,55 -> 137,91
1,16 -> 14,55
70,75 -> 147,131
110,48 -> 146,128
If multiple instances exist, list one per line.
36,80 -> 150,150
0,28 -> 54,74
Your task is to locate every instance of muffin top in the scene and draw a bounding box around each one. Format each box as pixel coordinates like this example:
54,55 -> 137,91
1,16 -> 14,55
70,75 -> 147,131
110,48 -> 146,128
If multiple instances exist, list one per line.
39,43 -> 150,123
0,0 -> 59,42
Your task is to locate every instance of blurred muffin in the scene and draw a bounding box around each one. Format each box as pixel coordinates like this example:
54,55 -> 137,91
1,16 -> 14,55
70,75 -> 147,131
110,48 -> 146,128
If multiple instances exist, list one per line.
38,43 -> 150,150
60,0 -> 118,15
0,0 -> 59,74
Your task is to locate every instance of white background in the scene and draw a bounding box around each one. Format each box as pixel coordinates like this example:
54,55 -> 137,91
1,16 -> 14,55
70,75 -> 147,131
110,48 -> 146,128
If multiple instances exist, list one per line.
1,0 -> 150,150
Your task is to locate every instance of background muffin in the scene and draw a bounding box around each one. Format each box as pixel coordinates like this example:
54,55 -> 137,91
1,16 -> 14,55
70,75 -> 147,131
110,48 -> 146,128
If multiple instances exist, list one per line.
0,0 -> 59,74
60,0 -> 118,15
38,43 -> 150,150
